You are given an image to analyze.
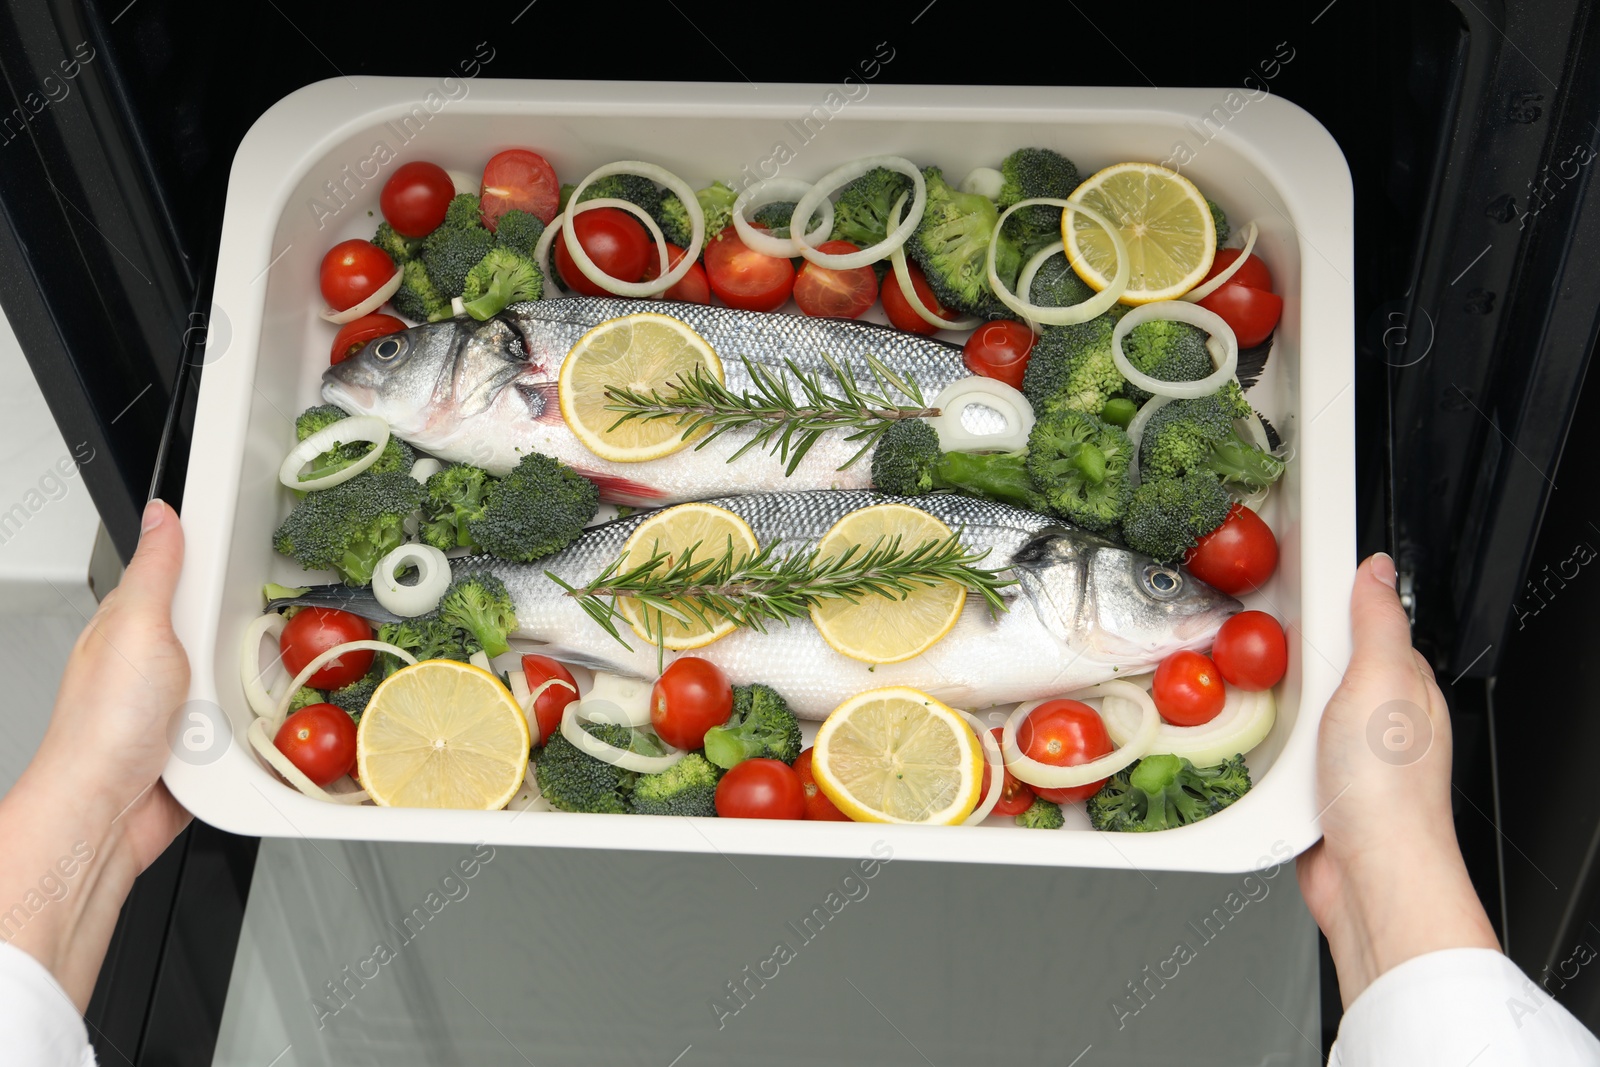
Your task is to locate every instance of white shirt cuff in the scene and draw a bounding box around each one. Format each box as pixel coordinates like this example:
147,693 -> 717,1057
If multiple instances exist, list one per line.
0,940 -> 96,1067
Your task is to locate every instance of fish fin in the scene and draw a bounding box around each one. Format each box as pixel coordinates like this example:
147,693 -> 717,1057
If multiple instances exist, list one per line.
573,469 -> 671,506
514,380 -> 563,424
1236,334 -> 1273,391
266,584 -> 406,624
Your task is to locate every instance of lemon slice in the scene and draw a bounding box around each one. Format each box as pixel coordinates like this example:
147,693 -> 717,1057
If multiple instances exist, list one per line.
811,687 -> 984,824
1064,162 -> 1216,304
558,313 -> 724,462
616,502 -> 759,649
809,503 -> 965,664
357,660 -> 530,810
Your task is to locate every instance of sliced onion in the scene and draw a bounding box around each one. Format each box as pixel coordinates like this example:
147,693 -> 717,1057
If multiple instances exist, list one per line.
925,377 -> 1035,453
322,268 -> 404,324
410,457 -> 443,484
451,296 -> 468,318
957,710 -> 1006,825
272,640 -> 417,729
1014,241 -> 1068,334
1102,685 -> 1276,767
278,415 -> 391,491
791,156 -> 926,270
959,167 -> 1004,199
886,193 -> 981,331
731,177 -> 835,258
536,195 -> 671,297
1125,394 -> 1174,491
240,612 -> 289,718
1001,680 -> 1157,789
372,543 -> 450,618
1111,302 -> 1239,399
513,673 -> 577,748
247,716 -> 370,805
559,161 -> 700,297
1182,220 -> 1260,303
988,198 -> 1128,325
578,671 -> 654,728
505,761 -> 553,813
560,702 -> 683,773
469,650 -> 492,672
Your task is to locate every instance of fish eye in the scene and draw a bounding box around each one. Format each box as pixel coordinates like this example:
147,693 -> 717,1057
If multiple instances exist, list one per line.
1141,564 -> 1184,600
373,337 -> 404,361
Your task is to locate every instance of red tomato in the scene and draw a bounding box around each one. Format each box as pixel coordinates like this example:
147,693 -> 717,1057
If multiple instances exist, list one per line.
521,654 -> 580,745
380,161 -> 456,238
794,748 -> 850,821
330,313 -> 406,365
792,241 -> 879,319
1211,611 -> 1288,691
280,608 -> 373,689
980,727 -> 1036,816
641,242 -> 711,304
1196,251 -> 1282,348
651,657 -> 734,750
1185,503 -> 1279,595
881,261 -> 957,335
1017,700 -> 1114,804
319,240 -> 395,312
1153,650 -> 1227,726
1206,248 -> 1274,291
274,704 -> 357,786
480,148 -> 560,228
554,208 -> 652,296
963,321 -> 1036,390
703,227 -> 795,312
716,758 -> 806,819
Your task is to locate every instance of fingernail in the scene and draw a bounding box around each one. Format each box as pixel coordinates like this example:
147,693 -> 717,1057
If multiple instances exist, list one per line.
142,499 -> 166,532
1370,551 -> 1397,589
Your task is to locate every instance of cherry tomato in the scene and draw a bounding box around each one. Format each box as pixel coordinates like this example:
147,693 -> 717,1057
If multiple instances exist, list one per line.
553,207 -> 652,296
280,607 -> 373,689
703,227 -> 795,312
794,748 -> 850,821
1185,503 -> 1279,595
641,242 -> 711,304
881,261 -> 958,335
651,657 -> 734,750
963,320 -> 1036,390
330,313 -> 406,365
1196,251 -> 1282,348
1017,700 -> 1114,804
792,241 -> 879,319
716,758 -> 806,819
1211,611 -> 1288,691
521,654 -> 580,745
1206,248 -> 1274,291
1153,650 -> 1227,727
274,704 -> 358,786
980,727 -> 1036,816
319,240 -> 395,313
380,161 -> 456,238
480,148 -> 560,228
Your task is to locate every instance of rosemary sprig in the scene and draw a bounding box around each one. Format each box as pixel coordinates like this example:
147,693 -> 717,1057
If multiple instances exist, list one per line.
602,352 -> 938,475
546,530 -> 1015,651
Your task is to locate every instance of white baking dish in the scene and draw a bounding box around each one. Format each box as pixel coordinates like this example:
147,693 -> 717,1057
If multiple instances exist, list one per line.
168,77 -> 1353,872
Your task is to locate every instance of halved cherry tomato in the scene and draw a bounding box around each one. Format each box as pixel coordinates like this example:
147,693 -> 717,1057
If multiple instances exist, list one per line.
1196,250 -> 1282,348
319,240 -> 395,312
794,748 -> 850,821
1185,503 -> 1279,595
1017,700 -> 1114,804
1153,650 -> 1227,727
651,657 -> 734,750
380,161 -> 456,238
554,207 -> 652,296
1211,611 -> 1288,691
521,654 -> 580,745
274,704 -> 357,786
703,227 -> 795,312
792,240 -> 879,319
641,242 -> 711,304
716,758 -> 806,819
330,313 -> 406,365
963,321 -> 1036,390
981,727 -> 1036,816
280,607 -> 373,690
881,260 -> 958,335
480,148 -> 560,228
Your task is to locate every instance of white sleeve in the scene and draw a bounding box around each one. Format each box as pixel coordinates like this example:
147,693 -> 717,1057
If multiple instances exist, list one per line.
0,941 -> 97,1067
1331,947 -> 1600,1066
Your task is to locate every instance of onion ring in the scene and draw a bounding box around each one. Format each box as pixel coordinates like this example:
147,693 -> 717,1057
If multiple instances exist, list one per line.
1111,302 -> 1239,399
557,161 -> 701,297
988,198 -> 1129,325
560,702 -> 683,774
240,612 -> 289,718
278,415 -> 391,491
790,156 -> 926,270
1014,242 -> 1069,334
272,640 -> 417,729
957,710 -> 1006,825
372,543 -> 450,618
322,268 -> 404,324
409,457 -> 443,484
578,672 -> 654,728
536,195 -> 671,297
886,193 -> 981,331
1101,685 -> 1276,768
924,377 -> 1035,453
958,167 -> 1004,199
1182,220 -> 1260,303
1125,394 -> 1174,491
731,177 -> 835,258
1001,681 -> 1157,789
248,716 -> 370,805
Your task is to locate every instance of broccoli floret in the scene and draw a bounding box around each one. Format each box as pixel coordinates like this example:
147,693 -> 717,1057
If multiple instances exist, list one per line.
702,684 -> 802,769
372,221 -> 421,263
442,193 -> 483,229
631,752 -> 720,817
830,167 -> 914,250
536,721 -> 638,814
1015,796 -> 1065,829
1121,470 -> 1232,561
1207,199 -> 1230,245
328,673 -> 379,717
1021,313 -> 1129,417
869,419 -> 1041,510
467,452 -> 599,562
272,471 -> 423,586
579,174 -> 665,216
392,258 -> 452,323
1121,319 -> 1215,391
419,464 -> 491,551
1087,753 -> 1252,832
263,582 -> 310,603
493,209 -> 546,260
749,200 -> 798,239
657,181 -> 740,248
288,686 -> 324,712
1140,383 -> 1281,491
421,202 -> 496,299
998,148 -> 1080,256
1028,251 -> 1097,309
461,246 -> 544,320
375,616 -> 475,673
908,167 -> 1021,318
436,571 -> 517,658
291,405 -> 413,483
1026,410 -> 1133,531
